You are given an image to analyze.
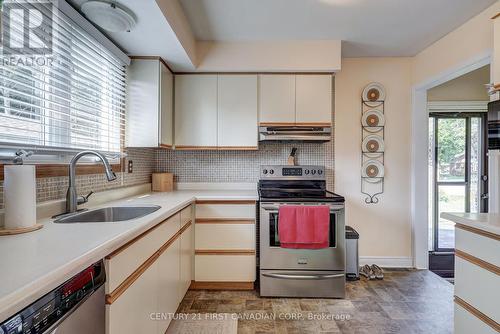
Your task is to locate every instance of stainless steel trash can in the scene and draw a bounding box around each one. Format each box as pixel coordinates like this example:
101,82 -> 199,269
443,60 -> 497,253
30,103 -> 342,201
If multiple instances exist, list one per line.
346,226 -> 359,281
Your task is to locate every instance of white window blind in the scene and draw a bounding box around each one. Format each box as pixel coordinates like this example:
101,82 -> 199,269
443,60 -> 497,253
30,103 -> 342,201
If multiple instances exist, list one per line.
0,1 -> 127,155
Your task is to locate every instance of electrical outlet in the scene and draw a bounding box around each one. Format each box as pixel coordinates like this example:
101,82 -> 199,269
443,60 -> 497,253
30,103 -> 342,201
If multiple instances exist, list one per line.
128,160 -> 133,173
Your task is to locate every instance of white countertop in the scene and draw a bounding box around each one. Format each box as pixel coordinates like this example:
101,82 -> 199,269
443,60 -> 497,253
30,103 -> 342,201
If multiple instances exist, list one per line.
441,212 -> 500,236
0,189 -> 257,323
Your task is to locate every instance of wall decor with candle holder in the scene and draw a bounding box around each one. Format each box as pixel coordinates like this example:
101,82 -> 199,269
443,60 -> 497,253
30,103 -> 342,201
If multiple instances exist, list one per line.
361,82 -> 385,204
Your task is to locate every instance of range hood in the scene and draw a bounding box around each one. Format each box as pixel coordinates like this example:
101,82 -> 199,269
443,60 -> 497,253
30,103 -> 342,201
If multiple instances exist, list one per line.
259,125 -> 331,142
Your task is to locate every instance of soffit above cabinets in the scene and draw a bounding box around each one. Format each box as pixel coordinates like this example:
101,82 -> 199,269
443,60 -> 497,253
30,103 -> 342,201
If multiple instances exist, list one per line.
67,0 -> 197,71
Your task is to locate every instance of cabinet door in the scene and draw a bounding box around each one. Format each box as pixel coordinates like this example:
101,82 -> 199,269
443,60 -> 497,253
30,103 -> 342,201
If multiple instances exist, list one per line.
295,74 -> 332,124
175,75 -> 218,148
179,224 -> 193,298
157,238 -> 181,334
218,75 -> 258,148
259,75 -> 295,124
159,62 -> 173,147
125,59 -> 160,147
107,262 -> 158,334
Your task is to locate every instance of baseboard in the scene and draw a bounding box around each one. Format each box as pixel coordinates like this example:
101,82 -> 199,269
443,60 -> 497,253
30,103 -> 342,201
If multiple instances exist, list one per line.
359,256 -> 413,268
189,281 -> 254,290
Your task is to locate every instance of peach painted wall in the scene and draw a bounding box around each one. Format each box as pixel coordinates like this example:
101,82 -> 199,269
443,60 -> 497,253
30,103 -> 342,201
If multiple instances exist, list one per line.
427,65 -> 490,101
195,40 -> 342,72
335,58 -> 413,259
413,2 -> 500,86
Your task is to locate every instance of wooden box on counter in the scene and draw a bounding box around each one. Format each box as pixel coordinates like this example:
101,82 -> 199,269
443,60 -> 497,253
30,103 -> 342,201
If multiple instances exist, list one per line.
152,173 -> 174,192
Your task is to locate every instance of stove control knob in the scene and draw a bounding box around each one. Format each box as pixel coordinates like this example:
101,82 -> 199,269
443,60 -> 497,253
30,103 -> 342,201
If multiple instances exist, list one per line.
263,169 -> 268,175
318,169 -> 323,175
311,170 -> 316,175
305,169 -> 310,175
269,169 -> 274,175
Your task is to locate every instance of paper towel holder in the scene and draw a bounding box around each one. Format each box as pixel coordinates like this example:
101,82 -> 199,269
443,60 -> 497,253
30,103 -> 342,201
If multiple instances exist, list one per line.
0,162 -> 42,236
0,223 -> 43,236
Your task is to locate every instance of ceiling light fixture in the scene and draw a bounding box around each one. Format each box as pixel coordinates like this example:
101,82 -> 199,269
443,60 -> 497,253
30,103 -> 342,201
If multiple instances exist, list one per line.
81,1 -> 136,33
317,0 -> 358,5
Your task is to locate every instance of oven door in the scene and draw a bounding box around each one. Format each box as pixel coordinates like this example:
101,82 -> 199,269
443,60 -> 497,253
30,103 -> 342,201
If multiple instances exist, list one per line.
259,202 -> 345,271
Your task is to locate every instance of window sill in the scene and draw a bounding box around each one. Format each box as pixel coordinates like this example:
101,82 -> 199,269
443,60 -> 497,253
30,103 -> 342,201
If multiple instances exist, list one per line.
0,162 -> 123,181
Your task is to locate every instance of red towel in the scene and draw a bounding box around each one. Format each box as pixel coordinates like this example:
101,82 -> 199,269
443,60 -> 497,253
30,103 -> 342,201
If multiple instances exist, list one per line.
278,205 -> 330,249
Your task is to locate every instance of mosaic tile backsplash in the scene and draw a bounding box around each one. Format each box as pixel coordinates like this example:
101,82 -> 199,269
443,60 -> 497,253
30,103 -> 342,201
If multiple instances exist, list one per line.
155,141 -> 335,190
0,148 -> 155,209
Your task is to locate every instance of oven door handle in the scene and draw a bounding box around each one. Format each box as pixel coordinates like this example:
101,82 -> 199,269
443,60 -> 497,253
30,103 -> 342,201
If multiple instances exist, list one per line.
262,273 -> 344,280
261,205 -> 339,213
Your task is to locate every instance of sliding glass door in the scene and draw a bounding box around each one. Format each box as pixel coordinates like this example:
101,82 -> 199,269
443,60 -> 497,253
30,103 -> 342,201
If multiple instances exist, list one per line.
429,113 -> 487,252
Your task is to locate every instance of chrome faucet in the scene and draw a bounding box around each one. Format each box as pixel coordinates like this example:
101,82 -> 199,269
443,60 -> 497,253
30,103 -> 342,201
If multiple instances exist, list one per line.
65,151 -> 117,214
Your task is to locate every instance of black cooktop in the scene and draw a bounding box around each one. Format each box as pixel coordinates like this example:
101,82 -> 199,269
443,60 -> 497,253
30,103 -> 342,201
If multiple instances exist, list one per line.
258,180 -> 345,203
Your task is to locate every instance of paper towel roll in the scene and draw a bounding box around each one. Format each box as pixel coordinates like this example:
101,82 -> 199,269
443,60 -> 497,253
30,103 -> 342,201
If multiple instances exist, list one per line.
4,165 -> 37,230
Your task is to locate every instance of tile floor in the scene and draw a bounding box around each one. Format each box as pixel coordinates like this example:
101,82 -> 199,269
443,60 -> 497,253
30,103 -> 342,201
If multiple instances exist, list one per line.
176,270 -> 454,334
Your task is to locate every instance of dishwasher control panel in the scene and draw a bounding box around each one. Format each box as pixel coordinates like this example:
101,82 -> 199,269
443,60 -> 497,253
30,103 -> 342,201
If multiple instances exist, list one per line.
0,261 -> 105,334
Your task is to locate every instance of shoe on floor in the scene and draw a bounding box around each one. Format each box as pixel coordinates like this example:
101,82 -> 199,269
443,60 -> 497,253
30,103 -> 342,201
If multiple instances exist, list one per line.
371,264 -> 384,279
359,264 -> 375,280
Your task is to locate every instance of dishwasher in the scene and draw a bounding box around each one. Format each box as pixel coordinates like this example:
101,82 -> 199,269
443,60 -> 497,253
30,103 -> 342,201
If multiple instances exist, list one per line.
0,260 -> 106,334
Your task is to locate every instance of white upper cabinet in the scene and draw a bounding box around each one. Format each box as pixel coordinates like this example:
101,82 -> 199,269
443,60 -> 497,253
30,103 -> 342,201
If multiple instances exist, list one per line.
259,74 -> 333,125
125,58 -> 173,148
175,75 -> 218,148
159,64 -> 174,146
218,75 -> 258,148
295,75 -> 332,124
259,75 -> 296,124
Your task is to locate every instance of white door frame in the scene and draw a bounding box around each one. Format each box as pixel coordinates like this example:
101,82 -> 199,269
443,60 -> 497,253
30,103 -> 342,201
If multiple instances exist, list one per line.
411,52 -> 492,269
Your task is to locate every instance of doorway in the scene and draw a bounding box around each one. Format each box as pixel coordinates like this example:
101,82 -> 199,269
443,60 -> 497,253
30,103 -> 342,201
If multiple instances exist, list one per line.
428,112 -> 488,277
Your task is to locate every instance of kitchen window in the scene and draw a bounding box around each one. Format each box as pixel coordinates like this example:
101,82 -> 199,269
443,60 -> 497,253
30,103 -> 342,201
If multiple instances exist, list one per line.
0,1 -> 129,163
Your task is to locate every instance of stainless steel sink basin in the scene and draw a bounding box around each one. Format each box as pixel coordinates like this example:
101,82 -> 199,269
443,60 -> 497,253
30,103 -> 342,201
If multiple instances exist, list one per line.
54,205 -> 161,223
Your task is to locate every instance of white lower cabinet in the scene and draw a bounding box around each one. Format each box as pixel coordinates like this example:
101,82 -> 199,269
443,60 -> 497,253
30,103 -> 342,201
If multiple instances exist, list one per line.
454,225 -> 500,333
179,224 -> 193,297
106,210 -> 194,334
106,261 -> 158,334
195,223 -> 255,250
194,201 -> 256,286
195,255 -> 256,282
157,239 -> 181,334
105,199 -> 256,332
455,303 -> 497,334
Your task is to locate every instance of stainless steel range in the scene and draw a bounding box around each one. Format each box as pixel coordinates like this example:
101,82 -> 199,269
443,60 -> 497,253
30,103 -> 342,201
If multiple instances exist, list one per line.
258,165 -> 346,298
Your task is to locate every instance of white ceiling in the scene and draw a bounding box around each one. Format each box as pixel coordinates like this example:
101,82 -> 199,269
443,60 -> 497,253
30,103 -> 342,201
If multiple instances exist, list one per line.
179,0 -> 497,57
67,0 -> 194,70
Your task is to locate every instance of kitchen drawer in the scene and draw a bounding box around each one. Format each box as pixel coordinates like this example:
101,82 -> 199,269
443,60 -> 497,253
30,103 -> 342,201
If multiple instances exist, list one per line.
456,227 -> 500,267
196,203 -> 255,219
105,213 -> 181,292
455,257 -> 500,323
455,302 -> 497,334
180,204 -> 193,227
260,270 -> 345,298
195,254 -> 255,281
195,223 -> 255,250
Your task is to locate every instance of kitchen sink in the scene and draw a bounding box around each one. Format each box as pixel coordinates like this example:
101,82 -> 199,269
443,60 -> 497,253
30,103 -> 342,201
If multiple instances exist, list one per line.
54,205 -> 161,223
